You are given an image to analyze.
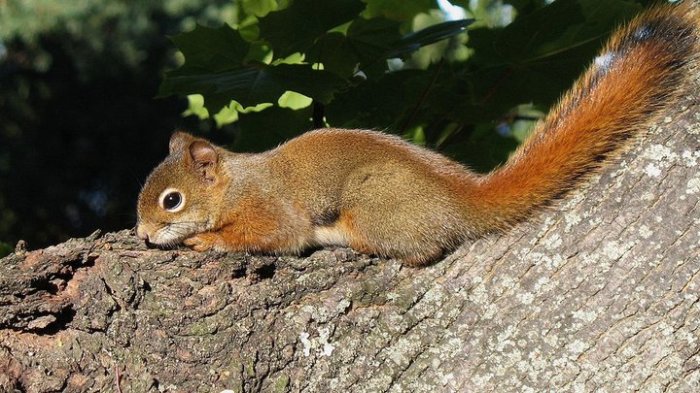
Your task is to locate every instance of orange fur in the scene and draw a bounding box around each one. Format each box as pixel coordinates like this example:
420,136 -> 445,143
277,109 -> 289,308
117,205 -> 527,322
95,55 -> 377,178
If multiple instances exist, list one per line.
185,196 -> 284,252
336,211 -> 371,253
137,3 -> 699,265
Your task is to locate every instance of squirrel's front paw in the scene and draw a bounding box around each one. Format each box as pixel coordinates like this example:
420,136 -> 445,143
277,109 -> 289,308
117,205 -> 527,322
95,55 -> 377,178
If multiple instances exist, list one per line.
183,233 -> 218,252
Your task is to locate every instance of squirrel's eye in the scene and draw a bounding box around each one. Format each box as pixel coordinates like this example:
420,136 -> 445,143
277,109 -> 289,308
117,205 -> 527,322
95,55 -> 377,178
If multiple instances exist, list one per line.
159,189 -> 185,212
163,192 -> 181,210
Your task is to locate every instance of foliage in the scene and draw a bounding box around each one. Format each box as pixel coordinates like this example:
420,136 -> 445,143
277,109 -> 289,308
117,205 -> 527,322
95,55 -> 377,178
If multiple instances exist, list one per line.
160,0 -> 650,172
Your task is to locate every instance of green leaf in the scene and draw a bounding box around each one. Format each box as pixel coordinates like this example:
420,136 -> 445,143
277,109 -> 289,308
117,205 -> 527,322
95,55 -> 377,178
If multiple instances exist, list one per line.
362,0 -> 434,21
307,18 -> 402,77
241,0 -> 278,17
278,91 -> 313,109
308,17 -> 471,78
258,0 -> 365,58
326,70 -> 429,129
387,19 -> 473,58
169,24 -> 250,73
233,106 -> 314,152
160,63 -> 346,112
307,32 -> 360,77
346,17 -> 403,63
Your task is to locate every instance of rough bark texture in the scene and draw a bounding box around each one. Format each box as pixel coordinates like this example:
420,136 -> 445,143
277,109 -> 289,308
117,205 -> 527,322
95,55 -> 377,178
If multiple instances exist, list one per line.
1,85 -> 700,393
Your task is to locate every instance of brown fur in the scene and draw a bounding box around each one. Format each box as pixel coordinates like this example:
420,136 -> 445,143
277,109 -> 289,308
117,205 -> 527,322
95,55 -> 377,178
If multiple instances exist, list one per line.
137,3 -> 699,266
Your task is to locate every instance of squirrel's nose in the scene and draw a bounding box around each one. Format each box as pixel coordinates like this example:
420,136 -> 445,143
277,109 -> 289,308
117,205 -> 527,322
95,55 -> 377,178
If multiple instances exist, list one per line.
135,225 -> 159,248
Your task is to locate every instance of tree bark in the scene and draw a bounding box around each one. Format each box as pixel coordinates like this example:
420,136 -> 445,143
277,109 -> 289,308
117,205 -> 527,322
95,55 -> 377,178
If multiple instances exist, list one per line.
1,92 -> 699,393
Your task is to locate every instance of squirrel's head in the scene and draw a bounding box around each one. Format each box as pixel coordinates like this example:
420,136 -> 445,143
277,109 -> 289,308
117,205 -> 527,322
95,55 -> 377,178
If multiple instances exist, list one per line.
136,132 -> 228,247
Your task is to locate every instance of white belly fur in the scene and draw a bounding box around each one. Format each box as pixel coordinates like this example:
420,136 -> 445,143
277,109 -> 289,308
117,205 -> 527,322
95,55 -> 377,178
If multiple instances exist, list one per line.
314,226 -> 350,246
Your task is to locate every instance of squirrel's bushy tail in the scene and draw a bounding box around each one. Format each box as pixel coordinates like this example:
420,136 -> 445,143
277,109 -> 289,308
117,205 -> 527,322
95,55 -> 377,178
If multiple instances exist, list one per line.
472,2 -> 699,230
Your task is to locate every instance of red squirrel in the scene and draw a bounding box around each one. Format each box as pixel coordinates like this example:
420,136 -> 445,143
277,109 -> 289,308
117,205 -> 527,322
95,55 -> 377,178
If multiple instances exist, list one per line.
137,3 -> 699,266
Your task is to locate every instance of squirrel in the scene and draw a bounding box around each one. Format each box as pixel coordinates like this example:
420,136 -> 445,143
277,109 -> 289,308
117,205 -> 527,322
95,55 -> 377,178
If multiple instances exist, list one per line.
137,2 -> 699,266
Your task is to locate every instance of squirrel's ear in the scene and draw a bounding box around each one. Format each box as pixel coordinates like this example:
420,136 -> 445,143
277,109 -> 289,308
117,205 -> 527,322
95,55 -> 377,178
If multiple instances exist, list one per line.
189,140 -> 219,183
169,131 -> 195,155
